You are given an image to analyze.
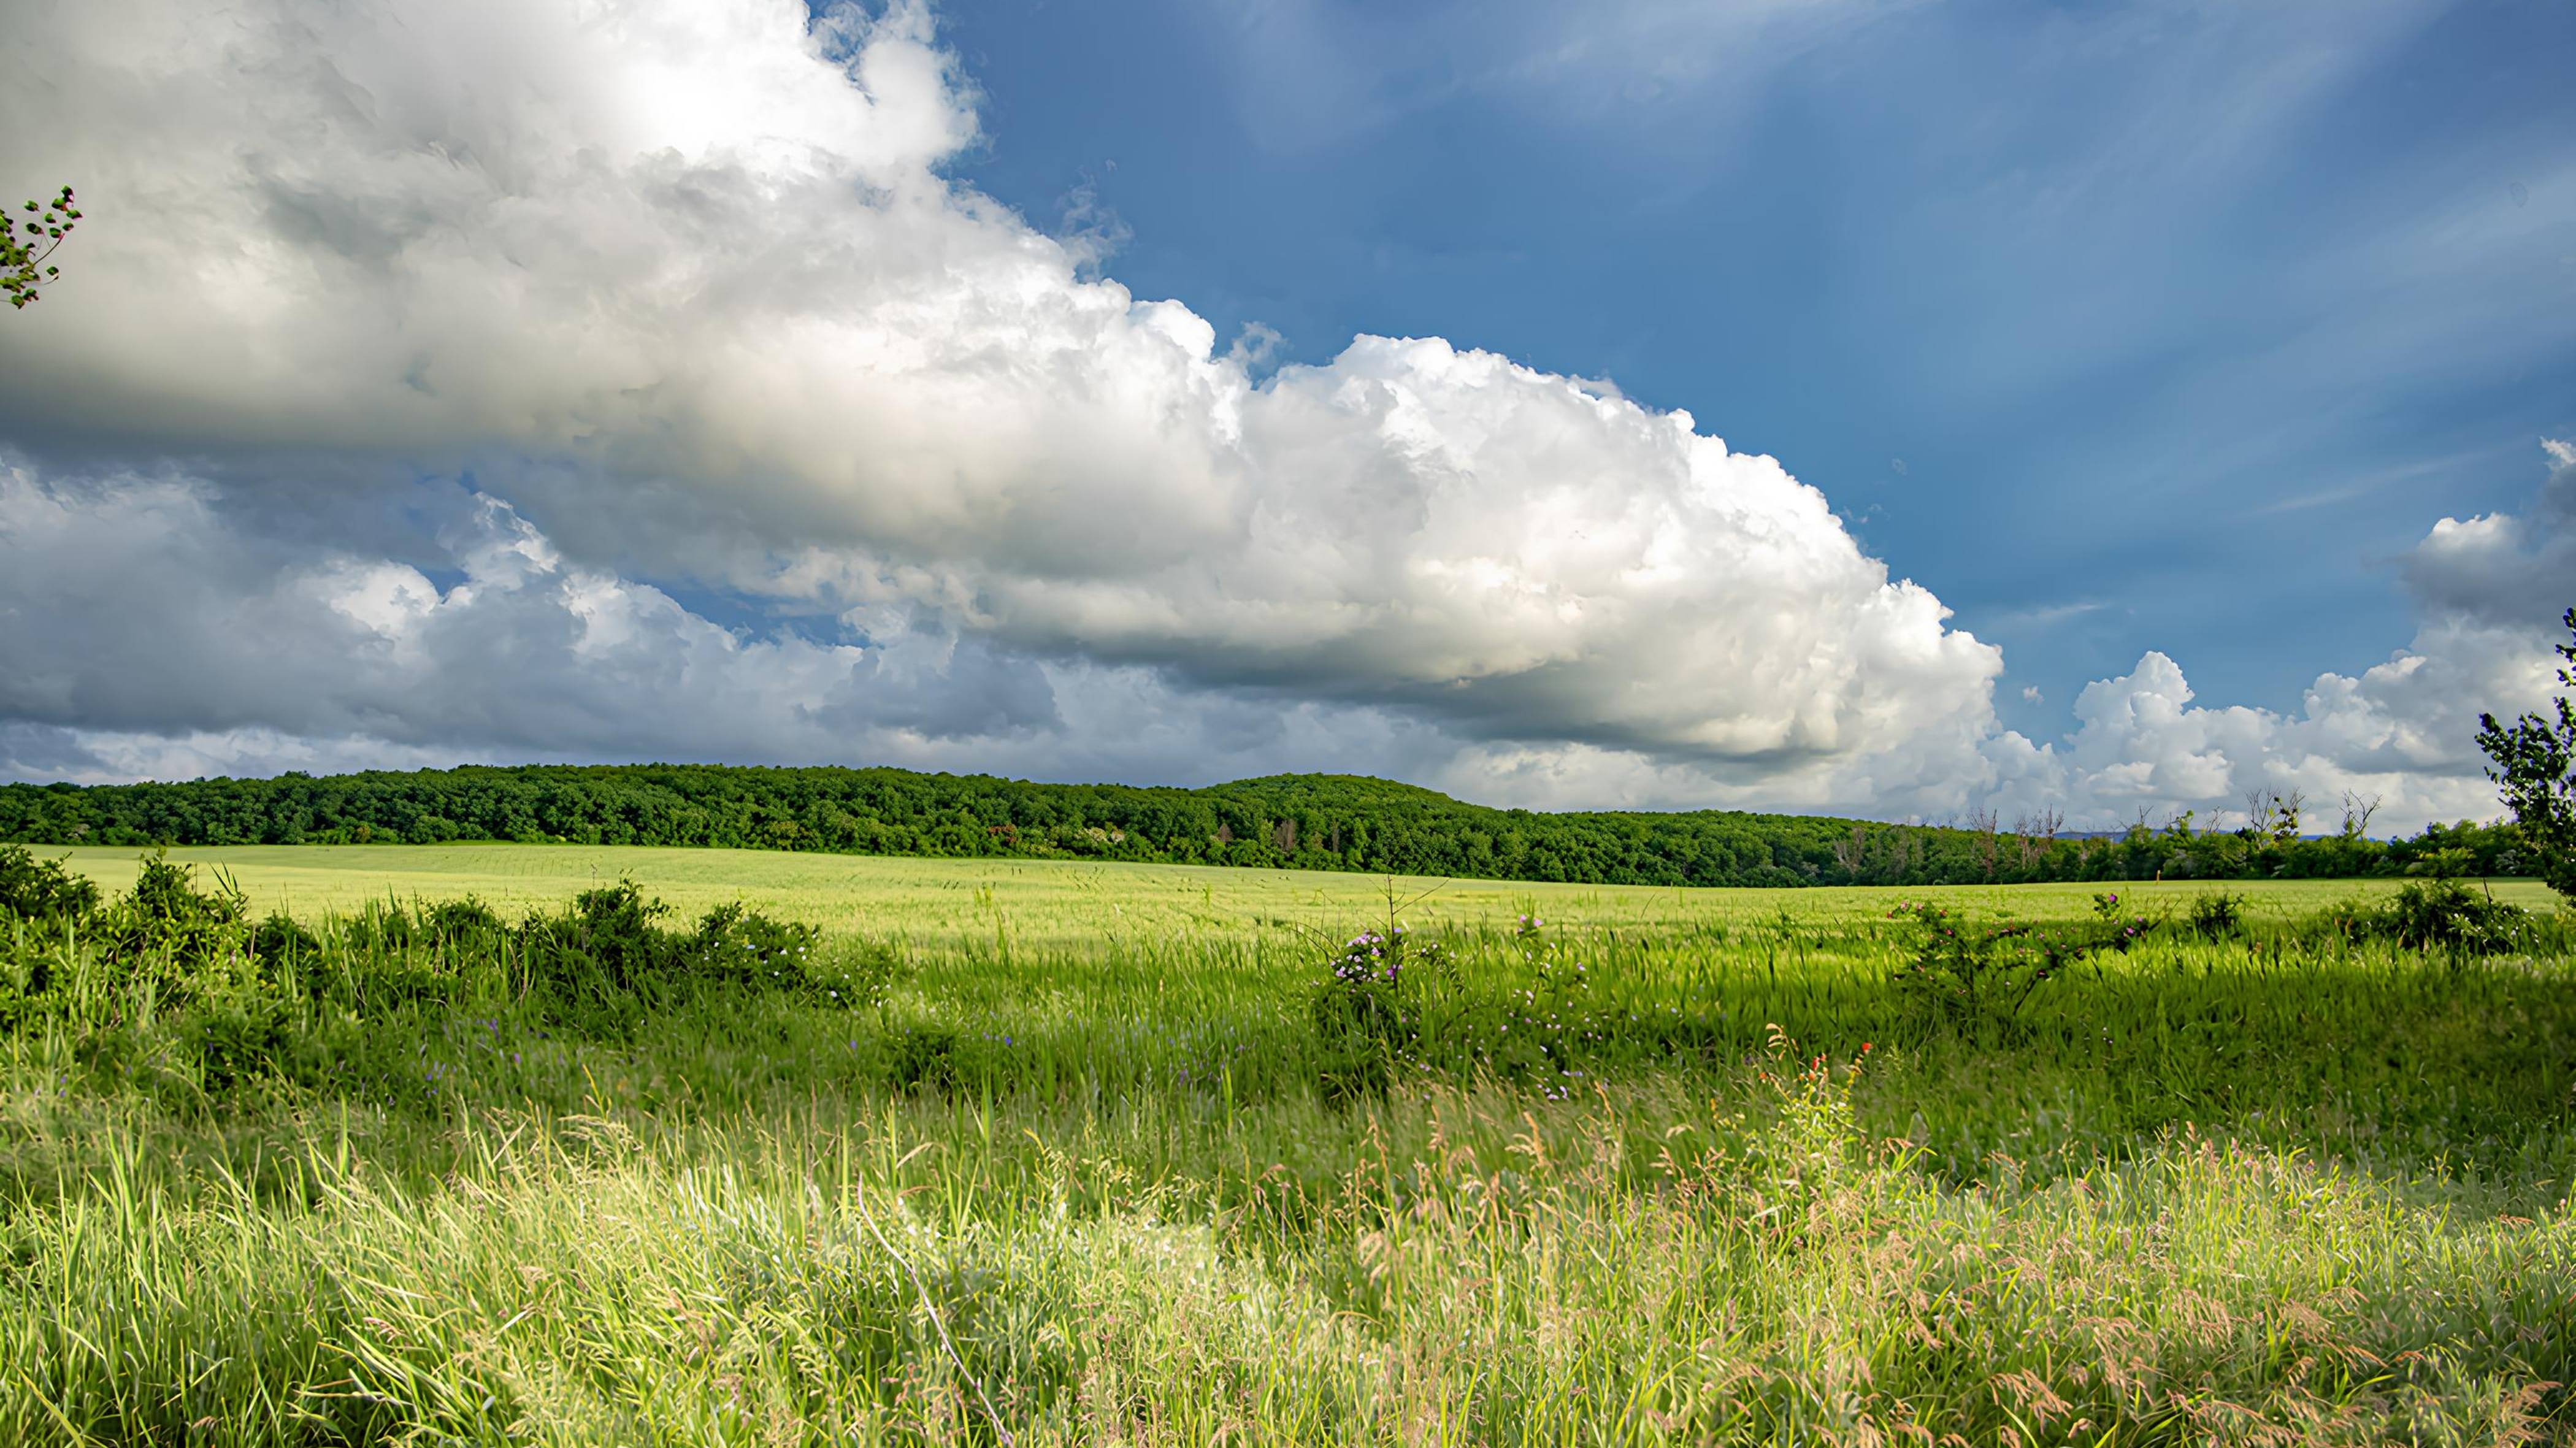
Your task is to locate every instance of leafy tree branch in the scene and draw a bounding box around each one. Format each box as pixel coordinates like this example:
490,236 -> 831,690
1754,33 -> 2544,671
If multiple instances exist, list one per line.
2477,605 -> 2576,902
2,184 -> 80,308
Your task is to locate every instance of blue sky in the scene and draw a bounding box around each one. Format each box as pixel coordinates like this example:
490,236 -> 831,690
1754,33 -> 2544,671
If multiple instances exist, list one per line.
937,0 -> 2576,724
0,0 -> 2569,830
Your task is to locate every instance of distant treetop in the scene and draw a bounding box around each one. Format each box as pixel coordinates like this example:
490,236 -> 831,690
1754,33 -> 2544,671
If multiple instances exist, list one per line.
0,762 -> 2531,889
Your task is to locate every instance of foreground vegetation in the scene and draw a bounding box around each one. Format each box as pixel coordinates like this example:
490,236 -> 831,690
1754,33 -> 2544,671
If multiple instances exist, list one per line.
4,845 -> 2574,1443
0,762 -> 2537,887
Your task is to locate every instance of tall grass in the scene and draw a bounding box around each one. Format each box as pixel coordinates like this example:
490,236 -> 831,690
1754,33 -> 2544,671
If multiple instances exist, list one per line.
3,854 -> 2573,1443
10,1070 -> 2572,1444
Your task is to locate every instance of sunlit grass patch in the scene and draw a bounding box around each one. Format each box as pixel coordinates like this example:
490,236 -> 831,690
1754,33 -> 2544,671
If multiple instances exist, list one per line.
6,1064 -> 2570,1444
2,848 -> 2571,1442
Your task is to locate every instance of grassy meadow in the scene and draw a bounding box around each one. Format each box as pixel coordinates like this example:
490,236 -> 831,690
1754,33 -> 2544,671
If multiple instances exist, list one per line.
43,841 -> 2558,941
4,844 -> 2574,1444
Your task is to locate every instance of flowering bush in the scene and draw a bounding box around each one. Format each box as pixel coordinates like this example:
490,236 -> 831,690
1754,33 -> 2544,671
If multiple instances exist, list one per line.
1311,910 -> 1620,1102
1485,911 -> 1598,1098
689,902 -> 820,989
1311,923 -> 1444,1099
2087,891 -> 2160,951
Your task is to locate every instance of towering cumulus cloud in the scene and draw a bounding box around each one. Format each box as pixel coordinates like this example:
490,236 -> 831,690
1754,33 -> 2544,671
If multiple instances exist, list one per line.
0,0 -> 2555,830
0,0 -> 2001,791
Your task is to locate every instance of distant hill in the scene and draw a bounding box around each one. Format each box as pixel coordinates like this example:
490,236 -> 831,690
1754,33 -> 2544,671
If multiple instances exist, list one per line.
0,763 -> 2526,888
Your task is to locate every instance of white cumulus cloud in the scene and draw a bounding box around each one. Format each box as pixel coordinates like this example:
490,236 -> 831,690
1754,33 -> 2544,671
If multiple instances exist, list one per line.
0,0 -> 2003,789
0,0 -> 2561,836
1977,442 -> 2576,832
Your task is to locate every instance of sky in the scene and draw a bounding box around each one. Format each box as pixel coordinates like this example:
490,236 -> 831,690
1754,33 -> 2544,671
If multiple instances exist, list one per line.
0,0 -> 2569,832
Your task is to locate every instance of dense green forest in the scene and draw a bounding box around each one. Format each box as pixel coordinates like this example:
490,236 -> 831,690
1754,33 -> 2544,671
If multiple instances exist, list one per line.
0,764 -> 2534,887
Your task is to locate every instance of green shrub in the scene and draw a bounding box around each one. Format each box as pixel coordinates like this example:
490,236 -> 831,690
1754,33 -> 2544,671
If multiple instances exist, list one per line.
551,881 -> 682,991
424,897 -> 508,944
2086,889 -> 2160,952
247,910 -> 319,974
2295,881 -> 2531,956
2380,878 -> 2524,953
180,975 -> 292,1094
1887,902 -> 2099,1020
2188,890 -> 2245,940
1311,924 -> 1444,1100
799,938 -> 906,1013
886,1024 -> 960,1095
0,843 -> 99,921
111,849 -> 247,964
690,900 -> 822,989
0,867 -> 856,1087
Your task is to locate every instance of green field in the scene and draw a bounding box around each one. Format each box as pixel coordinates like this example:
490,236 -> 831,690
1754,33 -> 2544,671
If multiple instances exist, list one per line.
44,841 -> 2562,940
6,845 -> 2575,1444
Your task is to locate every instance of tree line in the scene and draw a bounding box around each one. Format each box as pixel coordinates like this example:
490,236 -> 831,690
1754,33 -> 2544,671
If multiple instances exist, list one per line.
0,764 -> 2535,888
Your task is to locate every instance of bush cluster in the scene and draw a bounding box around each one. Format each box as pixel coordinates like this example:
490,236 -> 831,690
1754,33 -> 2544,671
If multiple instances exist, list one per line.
1309,912 -> 1625,1102
1306,876 -> 2562,1106
1310,922 -> 1445,1100
2188,890 -> 2246,940
0,846 -> 897,1089
1876,881 -> 2549,1029
2347,878 -> 2531,954
1885,902 -> 2114,1021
